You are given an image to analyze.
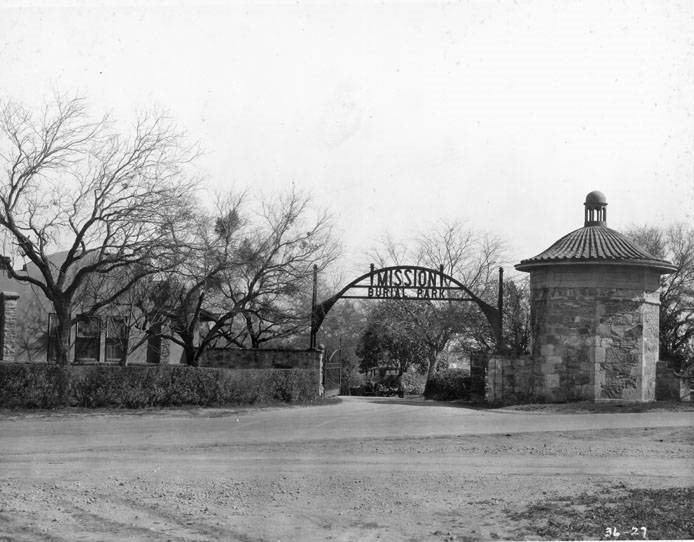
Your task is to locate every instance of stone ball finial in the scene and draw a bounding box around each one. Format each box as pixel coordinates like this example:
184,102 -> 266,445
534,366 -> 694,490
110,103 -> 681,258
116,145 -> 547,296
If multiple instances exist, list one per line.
584,190 -> 607,206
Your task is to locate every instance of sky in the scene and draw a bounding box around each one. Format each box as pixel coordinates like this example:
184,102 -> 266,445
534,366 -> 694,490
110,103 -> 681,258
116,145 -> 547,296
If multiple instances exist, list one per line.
1,0 -> 693,281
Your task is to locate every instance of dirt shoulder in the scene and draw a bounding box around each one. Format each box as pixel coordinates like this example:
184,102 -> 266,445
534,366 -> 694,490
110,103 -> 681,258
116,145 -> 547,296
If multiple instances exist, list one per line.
0,399 -> 692,541
489,400 -> 694,414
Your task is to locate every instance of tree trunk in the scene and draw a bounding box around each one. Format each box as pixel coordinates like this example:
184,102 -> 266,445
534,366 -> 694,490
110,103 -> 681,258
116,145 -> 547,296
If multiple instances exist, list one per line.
424,352 -> 438,387
243,313 -> 259,348
184,344 -> 198,367
54,304 -> 72,366
179,330 -> 198,366
119,347 -> 128,367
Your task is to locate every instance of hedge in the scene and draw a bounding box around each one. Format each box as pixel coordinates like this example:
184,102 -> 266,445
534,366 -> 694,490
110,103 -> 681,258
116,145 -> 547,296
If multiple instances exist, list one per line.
423,369 -> 471,401
0,364 -> 320,409
400,371 -> 426,395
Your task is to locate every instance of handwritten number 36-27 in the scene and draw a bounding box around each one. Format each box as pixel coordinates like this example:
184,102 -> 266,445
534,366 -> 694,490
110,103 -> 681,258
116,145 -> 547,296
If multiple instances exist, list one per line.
604,527 -> 647,538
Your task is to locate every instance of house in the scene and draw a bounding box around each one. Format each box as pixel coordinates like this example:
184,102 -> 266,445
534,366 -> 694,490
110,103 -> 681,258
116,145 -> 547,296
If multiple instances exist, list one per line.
0,253 -> 183,365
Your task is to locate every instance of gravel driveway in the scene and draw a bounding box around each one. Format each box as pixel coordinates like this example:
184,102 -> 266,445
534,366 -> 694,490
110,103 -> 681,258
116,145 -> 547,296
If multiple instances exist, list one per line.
1,397 -> 692,541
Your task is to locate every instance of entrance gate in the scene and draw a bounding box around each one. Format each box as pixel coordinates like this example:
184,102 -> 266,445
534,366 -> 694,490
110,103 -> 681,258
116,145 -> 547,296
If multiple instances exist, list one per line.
323,358 -> 342,397
310,263 -> 504,355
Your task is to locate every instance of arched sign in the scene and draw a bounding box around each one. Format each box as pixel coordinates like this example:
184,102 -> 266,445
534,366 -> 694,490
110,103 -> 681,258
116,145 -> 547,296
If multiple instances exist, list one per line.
310,264 -> 503,348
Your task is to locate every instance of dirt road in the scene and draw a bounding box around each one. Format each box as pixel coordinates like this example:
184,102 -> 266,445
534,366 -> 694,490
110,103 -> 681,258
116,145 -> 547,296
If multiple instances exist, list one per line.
1,397 -> 692,541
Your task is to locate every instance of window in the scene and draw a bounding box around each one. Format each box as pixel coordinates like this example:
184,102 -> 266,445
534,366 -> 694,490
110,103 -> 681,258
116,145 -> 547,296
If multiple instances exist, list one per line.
75,316 -> 100,362
45,314 -> 129,363
105,317 -> 128,362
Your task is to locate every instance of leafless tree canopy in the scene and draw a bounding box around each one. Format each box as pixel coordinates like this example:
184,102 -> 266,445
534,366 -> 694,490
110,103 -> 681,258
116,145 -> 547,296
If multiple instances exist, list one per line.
626,223 -> 694,373
123,187 -> 340,365
369,220 -> 505,299
364,220 -> 507,381
0,96 -> 198,363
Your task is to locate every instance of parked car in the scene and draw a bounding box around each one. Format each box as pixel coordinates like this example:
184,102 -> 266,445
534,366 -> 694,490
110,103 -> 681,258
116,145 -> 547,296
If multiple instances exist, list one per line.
351,366 -> 404,397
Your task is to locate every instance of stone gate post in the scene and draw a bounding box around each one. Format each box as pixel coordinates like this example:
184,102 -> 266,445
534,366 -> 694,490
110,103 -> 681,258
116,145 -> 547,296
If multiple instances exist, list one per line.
0,291 -> 19,362
515,192 -> 676,402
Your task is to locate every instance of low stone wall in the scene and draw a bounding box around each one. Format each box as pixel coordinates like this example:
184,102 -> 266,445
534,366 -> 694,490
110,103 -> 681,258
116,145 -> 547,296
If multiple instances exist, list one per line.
200,348 -> 322,369
488,356 -> 692,404
199,347 -> 325,395
485,354 -> 538,404
656,361 -> 692,402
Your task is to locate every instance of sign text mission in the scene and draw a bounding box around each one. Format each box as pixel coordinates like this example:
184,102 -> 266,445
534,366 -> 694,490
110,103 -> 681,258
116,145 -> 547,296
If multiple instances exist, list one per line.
368,268 -> 451,300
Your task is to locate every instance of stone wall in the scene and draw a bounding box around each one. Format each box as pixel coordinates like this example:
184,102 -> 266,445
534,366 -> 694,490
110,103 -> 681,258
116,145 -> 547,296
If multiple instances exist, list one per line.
200,348 -> 323,370
199,347 -> 325,395
485,354 -> 535,403
529,265 -> 661,402
656,361 -> 692,402
485,353 -> 685,405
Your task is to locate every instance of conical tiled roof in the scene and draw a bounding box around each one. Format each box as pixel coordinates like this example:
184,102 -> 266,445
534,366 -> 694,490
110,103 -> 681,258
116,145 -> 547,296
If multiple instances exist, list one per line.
515,192 -> 676,274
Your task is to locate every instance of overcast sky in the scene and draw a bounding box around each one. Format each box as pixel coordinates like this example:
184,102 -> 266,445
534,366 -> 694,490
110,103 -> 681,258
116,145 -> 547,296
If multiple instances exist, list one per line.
1,1 -> 692,279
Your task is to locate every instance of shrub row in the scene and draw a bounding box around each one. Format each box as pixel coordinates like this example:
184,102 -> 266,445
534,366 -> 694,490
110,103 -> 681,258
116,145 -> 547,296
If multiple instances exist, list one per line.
400,371 -> 426,395
0,363 -> 319,409
423,369 -> 471,401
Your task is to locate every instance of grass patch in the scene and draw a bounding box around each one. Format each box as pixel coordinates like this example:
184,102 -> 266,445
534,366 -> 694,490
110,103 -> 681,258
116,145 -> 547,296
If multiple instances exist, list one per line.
0,396 -> 342,420
508,485 -> 694,540
497,401 -> 694,413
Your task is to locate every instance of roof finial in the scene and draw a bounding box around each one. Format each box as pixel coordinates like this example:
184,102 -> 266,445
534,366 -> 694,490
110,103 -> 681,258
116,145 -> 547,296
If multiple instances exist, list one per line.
584,190 -> 607,226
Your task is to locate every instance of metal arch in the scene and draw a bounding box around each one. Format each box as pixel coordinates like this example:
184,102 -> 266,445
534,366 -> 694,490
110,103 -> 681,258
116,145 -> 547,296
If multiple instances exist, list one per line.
310,264 -> 503,349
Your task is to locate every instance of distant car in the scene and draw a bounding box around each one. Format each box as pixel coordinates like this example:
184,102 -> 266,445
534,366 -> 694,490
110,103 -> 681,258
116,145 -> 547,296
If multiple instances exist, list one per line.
352,367 -> 404,397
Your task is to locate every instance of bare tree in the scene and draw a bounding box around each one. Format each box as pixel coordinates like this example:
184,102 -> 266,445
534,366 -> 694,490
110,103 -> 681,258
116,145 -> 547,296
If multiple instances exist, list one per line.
370,220 -> 504,297
625,224 -> 694,373
0,96 -> 198,364
14,287 -> 50,363
502,277 -> 531,355
212,188 -> 339,349
318,299 -> 368,393
124,188 -> 339,365
366,220 -> 506,382
416,221 -> 504,298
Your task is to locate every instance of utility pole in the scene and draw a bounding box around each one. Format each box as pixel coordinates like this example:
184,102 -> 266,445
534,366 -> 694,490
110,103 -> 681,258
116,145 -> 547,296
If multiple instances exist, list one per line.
497,266 -> 504,349
310,264 -> 318,349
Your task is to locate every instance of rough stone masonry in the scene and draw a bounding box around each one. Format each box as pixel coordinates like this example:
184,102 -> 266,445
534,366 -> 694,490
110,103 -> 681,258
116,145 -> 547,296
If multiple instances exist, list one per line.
494,191 -> 677,403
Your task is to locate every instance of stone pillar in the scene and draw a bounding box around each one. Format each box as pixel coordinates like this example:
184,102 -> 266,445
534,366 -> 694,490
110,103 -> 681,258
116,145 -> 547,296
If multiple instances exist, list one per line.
0,291 -> 19,362
529,266 -> 662,402
315,345 -> 325,396
485,355 -> 503,403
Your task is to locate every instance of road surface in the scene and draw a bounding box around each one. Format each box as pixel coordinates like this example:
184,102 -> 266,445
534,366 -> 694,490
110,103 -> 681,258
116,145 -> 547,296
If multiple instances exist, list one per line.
1,397 -> 692,541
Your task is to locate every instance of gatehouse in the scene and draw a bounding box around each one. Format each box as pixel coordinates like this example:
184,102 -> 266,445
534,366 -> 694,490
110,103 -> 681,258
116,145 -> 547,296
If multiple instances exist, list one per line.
487,191 -> 676,403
